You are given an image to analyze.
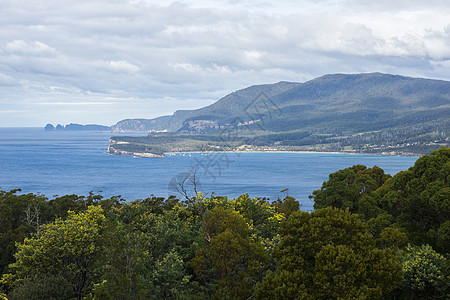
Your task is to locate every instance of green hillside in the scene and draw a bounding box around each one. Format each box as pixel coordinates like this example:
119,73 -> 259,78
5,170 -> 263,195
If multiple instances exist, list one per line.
110,73 -> 449,155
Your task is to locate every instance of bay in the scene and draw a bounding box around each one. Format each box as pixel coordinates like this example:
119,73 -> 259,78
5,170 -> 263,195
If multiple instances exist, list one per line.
0,128 -> 419,211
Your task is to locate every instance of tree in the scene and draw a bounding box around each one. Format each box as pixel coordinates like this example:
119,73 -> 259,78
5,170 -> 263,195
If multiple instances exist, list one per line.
309,148 -> 450,257
255,207 -> 402,299
0,190 -> 49,276
397,244 -> 449,299
2,206 -> 106,300
147,251 -> 192,299
377,147 -> 450,253
229,194 -> 285,240
6,274 -> 74,300
192,207 -> 268,299
311,165 -> 391,219
90,224 -> 149,299
91,195 -> 207,299
272,195 -> 299,218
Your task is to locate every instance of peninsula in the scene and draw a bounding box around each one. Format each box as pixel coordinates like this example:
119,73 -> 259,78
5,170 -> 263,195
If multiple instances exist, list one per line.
108,73 -> 449,157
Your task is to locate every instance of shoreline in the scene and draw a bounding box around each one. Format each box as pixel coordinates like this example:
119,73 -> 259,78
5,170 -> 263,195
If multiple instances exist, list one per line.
107,145 -> 166,158
165,150 -> 421,157
108,148 -> 421,158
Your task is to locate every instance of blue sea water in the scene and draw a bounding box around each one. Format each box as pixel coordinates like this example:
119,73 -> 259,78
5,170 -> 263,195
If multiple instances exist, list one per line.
0,128 -> 419,211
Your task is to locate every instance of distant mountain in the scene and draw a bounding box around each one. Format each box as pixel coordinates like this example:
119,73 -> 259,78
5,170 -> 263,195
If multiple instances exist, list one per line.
45,123 -> 111,131
112,73 -> 449,133
110,73 -> 449,155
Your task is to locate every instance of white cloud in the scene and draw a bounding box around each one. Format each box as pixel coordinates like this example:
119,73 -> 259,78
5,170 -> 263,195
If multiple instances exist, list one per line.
0,0 -> 449,126
106,60 -> 141,73
3,40 -> 57,56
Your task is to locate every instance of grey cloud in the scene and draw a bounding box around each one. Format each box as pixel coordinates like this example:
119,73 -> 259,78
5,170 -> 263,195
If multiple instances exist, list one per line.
0,0 -> 449,126
342,0 -> 450,12
0,73 -> 18,86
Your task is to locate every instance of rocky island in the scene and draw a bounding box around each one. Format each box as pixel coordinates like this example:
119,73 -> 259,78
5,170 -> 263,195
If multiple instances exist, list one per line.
45,123 -> 111,131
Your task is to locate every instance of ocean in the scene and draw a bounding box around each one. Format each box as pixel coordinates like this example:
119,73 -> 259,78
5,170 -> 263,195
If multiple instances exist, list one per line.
0,127 -> 419,211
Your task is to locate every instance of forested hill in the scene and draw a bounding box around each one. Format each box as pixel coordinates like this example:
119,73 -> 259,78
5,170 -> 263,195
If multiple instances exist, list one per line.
111,73 -> 449,155
113,73 -> 450,133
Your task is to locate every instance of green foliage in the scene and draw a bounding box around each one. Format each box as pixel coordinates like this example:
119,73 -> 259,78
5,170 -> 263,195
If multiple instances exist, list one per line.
436,220 -> 450,255
397,244 -> 449,299
0,190 -> 48,275
147,251 -> 192,299
272,195 -> 299,218
92,223 -> 149,299
6,274 -> 74,300
310,148 -> 450,256
113,73 -> 450,155
203,194 -> 286,242
2,206 -> 106,299
192,207 -> 268,299
255,207 -> 403,299
92,196 -> 205,299
2,149 -> 449,299
311,165 -> 390,219
379,147 -> 450,253
0,189 -> 107,280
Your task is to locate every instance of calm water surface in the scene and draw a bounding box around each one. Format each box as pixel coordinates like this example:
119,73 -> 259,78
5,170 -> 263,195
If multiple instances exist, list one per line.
0,128 -> 419,211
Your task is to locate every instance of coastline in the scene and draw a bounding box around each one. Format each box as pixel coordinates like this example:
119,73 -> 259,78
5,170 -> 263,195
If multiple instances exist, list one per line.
107,148 -> 421,158
165,150 -> 421,157
107,145 -> 166,158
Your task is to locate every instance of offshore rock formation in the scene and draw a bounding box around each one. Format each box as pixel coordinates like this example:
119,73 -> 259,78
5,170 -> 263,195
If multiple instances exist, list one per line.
44,123 -> 111,131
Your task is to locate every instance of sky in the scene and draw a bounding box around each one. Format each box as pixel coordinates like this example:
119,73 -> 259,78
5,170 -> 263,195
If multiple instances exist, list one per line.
1,0 -> 449,127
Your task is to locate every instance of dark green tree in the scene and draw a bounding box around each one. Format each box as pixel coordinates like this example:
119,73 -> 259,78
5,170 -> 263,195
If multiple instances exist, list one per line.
377,147 -> 450,254
311,165 -> 391,219
0,189 -> 53,281
192,207 -> 268,299
255,207 -> 402,299
6,274 -> 74,300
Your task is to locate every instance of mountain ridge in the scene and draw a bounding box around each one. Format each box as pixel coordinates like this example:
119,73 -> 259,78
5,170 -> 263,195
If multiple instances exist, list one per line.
109,73 -> 449,155
112,72 -> 449,133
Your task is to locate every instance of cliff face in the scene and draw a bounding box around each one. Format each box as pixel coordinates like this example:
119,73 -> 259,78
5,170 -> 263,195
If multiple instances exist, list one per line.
111,116 -> 174,133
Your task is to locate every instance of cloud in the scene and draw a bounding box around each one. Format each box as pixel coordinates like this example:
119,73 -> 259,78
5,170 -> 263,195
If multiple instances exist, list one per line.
0,73 -> 18,86
342,0 -> 450,12
3,40 -> 57,56
105,60 -> 141,73
0,0 -> 449,126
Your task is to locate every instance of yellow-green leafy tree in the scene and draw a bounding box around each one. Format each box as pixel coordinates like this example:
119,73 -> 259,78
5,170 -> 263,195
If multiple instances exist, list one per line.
1,206 -> 106,300
397,244 -> 449,299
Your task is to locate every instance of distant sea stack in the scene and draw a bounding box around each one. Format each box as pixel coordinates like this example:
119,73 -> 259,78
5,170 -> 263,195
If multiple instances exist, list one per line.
44,124 -> 55,131
44,123 -> 111,131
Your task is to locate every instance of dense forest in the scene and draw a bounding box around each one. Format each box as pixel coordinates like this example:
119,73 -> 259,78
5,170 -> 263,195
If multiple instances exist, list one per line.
1,147 -> 449,299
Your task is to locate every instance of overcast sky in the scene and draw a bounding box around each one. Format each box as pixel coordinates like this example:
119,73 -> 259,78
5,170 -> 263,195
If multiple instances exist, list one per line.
1,0 -> 449,127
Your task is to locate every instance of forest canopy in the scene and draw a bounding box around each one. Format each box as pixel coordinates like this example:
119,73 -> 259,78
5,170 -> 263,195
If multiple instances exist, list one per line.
0,147 -> 449,299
